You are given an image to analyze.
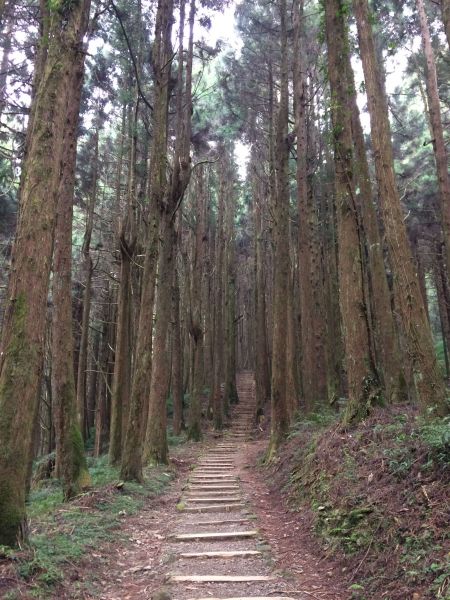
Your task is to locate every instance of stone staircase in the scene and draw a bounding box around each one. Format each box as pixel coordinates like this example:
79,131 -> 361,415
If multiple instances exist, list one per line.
163,371 -> 305,600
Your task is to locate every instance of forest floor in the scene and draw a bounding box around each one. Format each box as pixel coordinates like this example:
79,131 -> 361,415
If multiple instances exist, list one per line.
1,376 -> 448,600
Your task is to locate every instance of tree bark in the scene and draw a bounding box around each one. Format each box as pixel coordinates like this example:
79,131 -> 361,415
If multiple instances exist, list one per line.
0,0 -> 91,546
188,170 -> 207,440
293,0 -> 327,410
354,0 -> 448,416
416,0 -> 450,279
172,256 -> 183,436
76,125 -> 99,438
120,0 -> 175,480
212,153 -> 226,430
268,0 -> 290,457
251,158 -> 271,414
51,32 -> 90,500
325,0 -> 378,425
344,46 -> 404,404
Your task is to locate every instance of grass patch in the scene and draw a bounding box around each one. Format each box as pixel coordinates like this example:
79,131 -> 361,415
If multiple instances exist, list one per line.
4,456 -> 174,598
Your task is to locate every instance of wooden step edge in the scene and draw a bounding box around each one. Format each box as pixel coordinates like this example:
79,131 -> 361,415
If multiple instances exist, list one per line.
169,575 -> 276,583
178,550 -> 261,558
181,503 -> 245,512
185,596 -> 297,600
172,530 -> 258,541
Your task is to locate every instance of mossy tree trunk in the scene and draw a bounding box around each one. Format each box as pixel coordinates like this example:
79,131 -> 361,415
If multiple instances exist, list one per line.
172,254 -> 184,436
250,151 -> 271,415
354,0 -> 448,416
109,95 -> 138,466
212,151 -> 227,430
416,0 -> 450,279
76,124 -> 99,438
293,0 -> 327,410
224,182 -> 239,408
325,0 -> 379,425
51,26 -> 90,500
144,0 -> 195,462
268,0 -> 290,457
343,45 -> 404,405
0,0 -> 91,547
188,169 -> 207,441
120,0 -> 174,480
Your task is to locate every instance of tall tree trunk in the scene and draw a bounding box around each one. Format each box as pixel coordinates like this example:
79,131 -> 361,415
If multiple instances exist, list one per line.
293,0 -> 327,410
0,0 -> 91,547
345,46 -> 404,404
224,160 -> 239,408
109,95 -> 138,465
212,153 -> 226,430
51,34 -> 90,500
144,0 -> 194,461
188,170 -> 206,440
172,258 -> 183,436
417,0 -> 450,278
434,242 -> 450,378
251,161 -> 271,414
354,0 -> 448,416
325,0 -> 378,425
268,0 -> 290,456
120,0 -> 175,480
76,125 -> 99,437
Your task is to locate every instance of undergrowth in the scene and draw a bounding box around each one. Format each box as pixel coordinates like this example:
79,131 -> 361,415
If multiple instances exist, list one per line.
0,455 -> 174,599
271,407 -> 450,600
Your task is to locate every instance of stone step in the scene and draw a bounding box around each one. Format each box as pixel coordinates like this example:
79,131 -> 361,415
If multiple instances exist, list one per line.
188,486 -> 240,491
194,472 -> 235,477
187,597 -> 296,600
170,575 -> 275,583
190,477 -> 238,482
197,462 -> 234,466
178,550 -> 261,559
182,503 -> 245,513
187,496 -> 242,503
183,518 -> 250,526
195,465 -> 233,471
172,530 -> 257,541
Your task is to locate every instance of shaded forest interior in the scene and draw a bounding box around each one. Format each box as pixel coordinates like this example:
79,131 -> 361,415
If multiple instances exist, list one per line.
0,0 -> 449,597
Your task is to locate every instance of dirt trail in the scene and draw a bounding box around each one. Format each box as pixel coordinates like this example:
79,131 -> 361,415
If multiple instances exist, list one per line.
158,372 -> 346,600
89,372 -> 347,600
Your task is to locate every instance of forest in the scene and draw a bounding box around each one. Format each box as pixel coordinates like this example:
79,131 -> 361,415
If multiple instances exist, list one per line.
0,0 -> 449,598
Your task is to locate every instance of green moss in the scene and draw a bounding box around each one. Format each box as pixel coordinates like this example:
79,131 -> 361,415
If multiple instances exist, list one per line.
187,422 -> 202,442
6,460 -> 174,596
0,292 -> 33,547
69,424 -> 91,493
0,480 -> 25,547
